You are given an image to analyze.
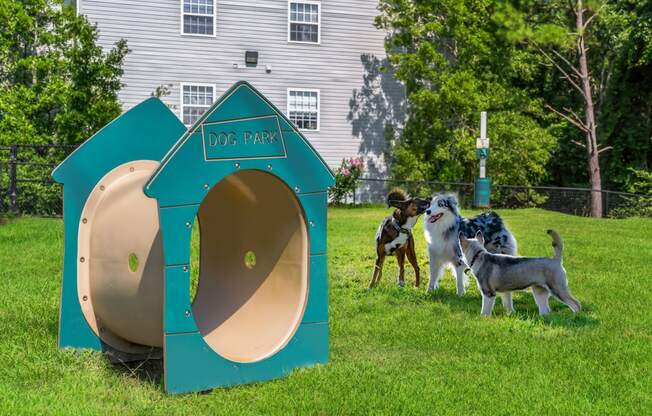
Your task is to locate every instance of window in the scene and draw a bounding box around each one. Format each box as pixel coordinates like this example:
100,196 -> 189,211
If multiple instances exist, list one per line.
64,0 -> 79,14
288,2 -> 320,44
287,89 -> 319,131
181,0 -> 215,36
181,84 -> 215,125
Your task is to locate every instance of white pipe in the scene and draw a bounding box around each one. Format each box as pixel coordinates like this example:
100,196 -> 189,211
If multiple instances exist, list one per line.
480,111 -> 487,140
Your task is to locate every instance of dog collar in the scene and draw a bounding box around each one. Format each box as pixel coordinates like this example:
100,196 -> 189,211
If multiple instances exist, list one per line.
391,219 -> 412,235
469,250 -> 483,268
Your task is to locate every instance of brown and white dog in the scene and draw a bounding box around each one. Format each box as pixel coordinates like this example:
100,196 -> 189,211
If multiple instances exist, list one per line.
368,189 -> 431,289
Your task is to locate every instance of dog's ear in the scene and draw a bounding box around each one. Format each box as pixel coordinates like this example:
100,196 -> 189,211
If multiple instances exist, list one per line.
475,231 -> 485,245
388,199 -> 409,210
458,232 -> 468,248
447,196 -> 462,216
415,197 -> 431,208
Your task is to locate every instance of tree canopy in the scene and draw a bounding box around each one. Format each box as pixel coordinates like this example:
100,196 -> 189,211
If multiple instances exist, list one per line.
377,0 -> 651,193
0,0 -> 128,146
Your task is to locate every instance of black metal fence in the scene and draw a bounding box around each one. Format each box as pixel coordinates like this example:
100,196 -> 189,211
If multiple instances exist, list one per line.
0,144 -> 76,216
353,177 -> 652,218
0,144 -> 650,218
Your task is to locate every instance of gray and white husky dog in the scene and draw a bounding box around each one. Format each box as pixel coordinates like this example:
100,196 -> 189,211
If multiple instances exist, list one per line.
423,194 -> 517,295
459,230 -> 581,316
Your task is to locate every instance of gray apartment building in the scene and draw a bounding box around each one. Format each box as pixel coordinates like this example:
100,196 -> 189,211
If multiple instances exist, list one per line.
67,0 -> 405,177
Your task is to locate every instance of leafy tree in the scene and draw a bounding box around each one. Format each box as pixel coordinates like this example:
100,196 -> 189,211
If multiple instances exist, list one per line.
608,168 -> 652,218
498,0 -> 651,215
377,0 -> 651,214
595,0 -> 652,192
499,0 -> 624,217
0,0 -> 127,214
0,0 -> 128,146
376,0 -> 556,189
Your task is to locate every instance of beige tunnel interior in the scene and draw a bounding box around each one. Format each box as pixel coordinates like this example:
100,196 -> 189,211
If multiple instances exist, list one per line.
78,165 -> 309,362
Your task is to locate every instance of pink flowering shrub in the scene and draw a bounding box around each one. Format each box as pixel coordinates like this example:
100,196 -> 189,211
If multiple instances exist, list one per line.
329,157 -> 364,205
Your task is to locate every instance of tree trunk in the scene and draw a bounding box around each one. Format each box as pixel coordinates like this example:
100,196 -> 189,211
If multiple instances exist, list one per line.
576,1 -> 603,218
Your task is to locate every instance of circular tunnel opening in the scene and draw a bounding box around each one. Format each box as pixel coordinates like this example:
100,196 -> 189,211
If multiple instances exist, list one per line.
191,170 -> 309,363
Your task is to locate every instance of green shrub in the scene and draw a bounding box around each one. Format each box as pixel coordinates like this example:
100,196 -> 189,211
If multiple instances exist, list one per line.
610,169 -> 652,218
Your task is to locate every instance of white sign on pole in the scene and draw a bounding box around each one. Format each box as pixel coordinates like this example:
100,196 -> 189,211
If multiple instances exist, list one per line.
476,111 -> 490,149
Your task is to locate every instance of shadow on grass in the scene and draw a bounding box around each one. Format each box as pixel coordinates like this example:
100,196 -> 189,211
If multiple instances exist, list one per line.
110,357 -> 164,386
361,284 -> 479,314
510,301 -> 599,329
364,283 -> 598,329
0,215 -> 14,226
102,344 -> 164,388
422,287 -> 478,311
439,288 -> 599,328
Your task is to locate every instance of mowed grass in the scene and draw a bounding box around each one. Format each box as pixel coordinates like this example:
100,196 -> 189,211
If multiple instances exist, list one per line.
0,208 -> 650,415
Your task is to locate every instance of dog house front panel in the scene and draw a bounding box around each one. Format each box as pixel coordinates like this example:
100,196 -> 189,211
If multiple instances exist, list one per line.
142,82 -> 333,393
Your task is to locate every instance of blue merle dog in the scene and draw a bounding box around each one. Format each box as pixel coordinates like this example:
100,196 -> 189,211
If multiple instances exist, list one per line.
423,193 -> 517,295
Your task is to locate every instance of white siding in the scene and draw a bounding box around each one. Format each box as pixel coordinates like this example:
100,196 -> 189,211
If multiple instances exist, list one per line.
79,0 -> 405,173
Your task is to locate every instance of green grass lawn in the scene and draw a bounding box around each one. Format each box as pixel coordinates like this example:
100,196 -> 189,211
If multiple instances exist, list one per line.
0,208 -> 650,415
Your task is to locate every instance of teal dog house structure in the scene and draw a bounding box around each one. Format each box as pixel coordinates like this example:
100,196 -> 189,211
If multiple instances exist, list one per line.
53,82 -> 334,394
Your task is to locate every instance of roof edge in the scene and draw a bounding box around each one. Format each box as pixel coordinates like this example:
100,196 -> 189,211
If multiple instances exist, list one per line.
52,97 -> 171,184
144,81 -> 335,193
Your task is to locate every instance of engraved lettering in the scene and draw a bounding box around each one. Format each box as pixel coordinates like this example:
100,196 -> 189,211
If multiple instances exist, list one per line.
203,117 -> 286,159
209,132 -> 219,147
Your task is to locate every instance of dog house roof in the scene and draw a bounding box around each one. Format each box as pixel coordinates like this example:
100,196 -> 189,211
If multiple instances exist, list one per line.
144,81 -> 335,207
52,98 -> 186,188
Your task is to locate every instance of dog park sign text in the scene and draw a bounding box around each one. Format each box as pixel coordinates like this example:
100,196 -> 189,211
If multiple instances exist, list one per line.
201,115 -> 287,161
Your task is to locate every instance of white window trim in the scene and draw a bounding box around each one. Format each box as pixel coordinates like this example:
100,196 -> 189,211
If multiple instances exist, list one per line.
287,88 -> 320,132
180,82 -> 217,126
67,0 -> 81,15
180,0 -> 217,38
287,1 -> 321,45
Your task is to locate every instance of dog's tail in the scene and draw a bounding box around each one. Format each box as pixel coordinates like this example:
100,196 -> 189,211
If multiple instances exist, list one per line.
547,229 -> 563,260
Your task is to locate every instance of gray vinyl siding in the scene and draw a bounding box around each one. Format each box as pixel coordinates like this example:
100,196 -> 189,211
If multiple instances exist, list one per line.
78,0 -> 404,173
